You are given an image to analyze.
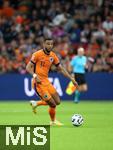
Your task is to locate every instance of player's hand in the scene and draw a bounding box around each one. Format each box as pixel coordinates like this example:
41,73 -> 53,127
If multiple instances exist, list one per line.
33,73 -> 41,84
71,77 -> 78,88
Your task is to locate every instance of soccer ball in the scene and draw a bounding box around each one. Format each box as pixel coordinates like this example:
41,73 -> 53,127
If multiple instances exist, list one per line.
71,114 -> 84,126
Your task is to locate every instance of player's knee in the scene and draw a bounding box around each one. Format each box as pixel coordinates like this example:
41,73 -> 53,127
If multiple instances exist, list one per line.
47,100 -> 56,108
56,100 -> 60,105
51,103 -> 56,108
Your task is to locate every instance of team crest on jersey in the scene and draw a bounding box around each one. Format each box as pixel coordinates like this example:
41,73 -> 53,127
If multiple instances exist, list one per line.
49,57 -> 54,62
43,94 -> 48,99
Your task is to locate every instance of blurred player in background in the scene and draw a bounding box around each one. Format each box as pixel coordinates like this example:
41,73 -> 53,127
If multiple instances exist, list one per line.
26,38 -> 78,126
70,47 -> 88,103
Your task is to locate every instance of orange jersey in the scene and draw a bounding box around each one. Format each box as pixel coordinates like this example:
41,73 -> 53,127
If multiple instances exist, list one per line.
31,49 -> 60,85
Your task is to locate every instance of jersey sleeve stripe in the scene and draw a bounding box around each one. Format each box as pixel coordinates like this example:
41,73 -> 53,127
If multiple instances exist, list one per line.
30,60 -> 36,73
30,60 -> 36,65
55,62 -> 60,67
34,63 -> 36,73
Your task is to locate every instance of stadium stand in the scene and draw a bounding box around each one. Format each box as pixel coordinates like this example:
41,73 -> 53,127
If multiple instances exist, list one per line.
0,0 -> 113,73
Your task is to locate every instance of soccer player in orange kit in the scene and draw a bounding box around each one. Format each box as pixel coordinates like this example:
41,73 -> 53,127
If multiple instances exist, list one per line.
26,38 -> 78,126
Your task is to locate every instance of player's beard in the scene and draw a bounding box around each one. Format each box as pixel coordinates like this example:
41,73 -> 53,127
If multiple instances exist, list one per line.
45,48 -> 52,54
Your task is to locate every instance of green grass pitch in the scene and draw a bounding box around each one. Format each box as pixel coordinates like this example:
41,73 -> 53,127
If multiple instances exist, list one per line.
0,101 -> 113,150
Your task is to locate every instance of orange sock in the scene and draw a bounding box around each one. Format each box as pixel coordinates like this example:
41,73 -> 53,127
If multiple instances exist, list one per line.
37,101 -> 48,106
48,107 -> 56,121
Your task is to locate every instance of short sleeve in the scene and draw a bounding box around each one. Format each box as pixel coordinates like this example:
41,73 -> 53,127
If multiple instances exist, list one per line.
70,56 -> 76,67
53,53 -> 60,66
30,52 -> 38,64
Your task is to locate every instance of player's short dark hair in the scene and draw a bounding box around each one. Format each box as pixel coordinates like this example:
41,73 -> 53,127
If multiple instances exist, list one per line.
44,37 -> 53,42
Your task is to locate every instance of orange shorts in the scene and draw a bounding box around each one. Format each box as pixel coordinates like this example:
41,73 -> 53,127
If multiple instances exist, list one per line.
33,81 -> 57,101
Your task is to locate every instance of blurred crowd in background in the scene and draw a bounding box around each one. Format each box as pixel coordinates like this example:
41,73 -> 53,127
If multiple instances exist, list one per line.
0,0 -> 113,74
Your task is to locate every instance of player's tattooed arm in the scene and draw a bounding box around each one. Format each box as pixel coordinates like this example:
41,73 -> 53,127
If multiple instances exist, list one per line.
26,61 -> 35,75
57,64 -> 78,87
26,62 -> 41,83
